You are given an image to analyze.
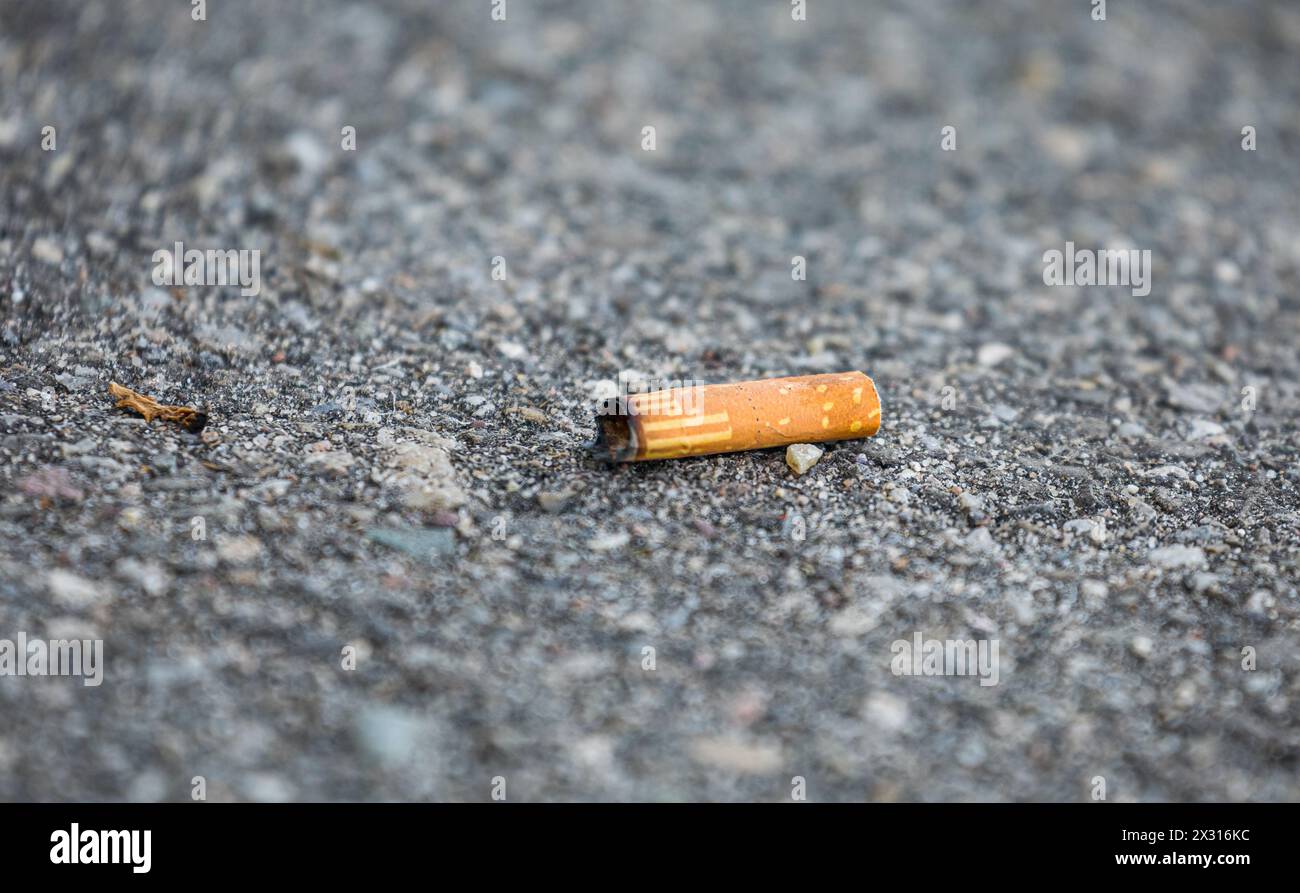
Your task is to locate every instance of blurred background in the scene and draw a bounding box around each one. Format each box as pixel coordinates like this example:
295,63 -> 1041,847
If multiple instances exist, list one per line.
0,0 -> 1297,801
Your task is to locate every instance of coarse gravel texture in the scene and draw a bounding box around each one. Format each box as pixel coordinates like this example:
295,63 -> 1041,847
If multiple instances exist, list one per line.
1,0 -> 1299,802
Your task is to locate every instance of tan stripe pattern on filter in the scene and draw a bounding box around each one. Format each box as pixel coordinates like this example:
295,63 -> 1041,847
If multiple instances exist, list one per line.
640,412 -> 730,432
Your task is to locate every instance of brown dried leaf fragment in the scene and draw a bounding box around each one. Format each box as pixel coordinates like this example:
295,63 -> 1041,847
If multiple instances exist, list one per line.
108,382 -> 208,432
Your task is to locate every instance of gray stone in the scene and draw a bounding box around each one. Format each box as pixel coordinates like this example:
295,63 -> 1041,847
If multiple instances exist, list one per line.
366,528 -> 456,564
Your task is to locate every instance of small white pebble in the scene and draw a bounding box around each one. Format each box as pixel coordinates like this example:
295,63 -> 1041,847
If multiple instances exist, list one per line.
498,341 -> 527,360
31,237 -> 63,265
785,443 -> 824,475
977,342 -> 1014,367
1214,259 -> 1241,284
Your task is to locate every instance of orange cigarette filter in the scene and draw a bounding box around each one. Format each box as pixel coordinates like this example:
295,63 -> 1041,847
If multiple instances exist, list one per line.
593,371 -> 882,462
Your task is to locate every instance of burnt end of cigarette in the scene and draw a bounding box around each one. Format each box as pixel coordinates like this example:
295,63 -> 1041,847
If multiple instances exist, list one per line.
592,371 -> 881,463
591,413 -> 638,463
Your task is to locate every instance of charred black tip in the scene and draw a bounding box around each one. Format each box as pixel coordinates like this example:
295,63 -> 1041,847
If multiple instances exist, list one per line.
590,414 -> 637,463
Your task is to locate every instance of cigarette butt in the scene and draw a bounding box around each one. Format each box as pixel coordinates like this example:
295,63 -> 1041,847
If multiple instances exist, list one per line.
592,371 -> 881,462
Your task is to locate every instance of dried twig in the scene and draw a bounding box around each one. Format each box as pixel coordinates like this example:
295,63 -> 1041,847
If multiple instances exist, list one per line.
108,382 -> 208,432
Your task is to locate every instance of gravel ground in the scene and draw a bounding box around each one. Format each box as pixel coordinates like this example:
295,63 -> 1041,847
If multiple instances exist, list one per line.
1,0 -> 1298,802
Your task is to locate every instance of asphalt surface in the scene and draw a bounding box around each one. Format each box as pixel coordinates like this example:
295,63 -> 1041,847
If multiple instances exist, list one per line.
1,0 -> 1298,801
